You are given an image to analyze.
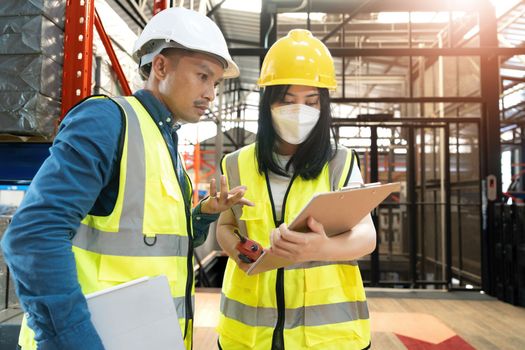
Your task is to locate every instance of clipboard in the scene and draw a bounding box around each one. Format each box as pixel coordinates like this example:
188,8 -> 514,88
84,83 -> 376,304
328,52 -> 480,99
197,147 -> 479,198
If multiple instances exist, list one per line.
85,275 -> 185,350
246,182 -> 401,275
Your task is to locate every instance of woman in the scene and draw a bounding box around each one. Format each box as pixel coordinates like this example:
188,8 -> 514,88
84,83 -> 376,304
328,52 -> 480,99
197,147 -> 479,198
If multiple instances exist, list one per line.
216,29 -> 376,350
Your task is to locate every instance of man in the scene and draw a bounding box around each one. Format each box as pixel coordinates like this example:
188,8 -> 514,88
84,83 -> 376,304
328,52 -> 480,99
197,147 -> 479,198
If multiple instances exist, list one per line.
1,7 -> 250,350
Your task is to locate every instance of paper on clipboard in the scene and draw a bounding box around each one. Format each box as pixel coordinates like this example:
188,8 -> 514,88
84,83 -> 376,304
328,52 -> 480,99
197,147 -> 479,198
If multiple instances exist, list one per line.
246,182 -> 401,275
85,275 -> 185,350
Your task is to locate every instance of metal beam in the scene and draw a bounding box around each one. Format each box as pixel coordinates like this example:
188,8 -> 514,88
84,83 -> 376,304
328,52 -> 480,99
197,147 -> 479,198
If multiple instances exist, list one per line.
501,63 -> 525,71
270,0 -> 484,13
229,47 -> 525,57
407,125 -> 417,287
479,0 -> 500,296
207,0 -> 227,17
124,0 -> 148,26
260,1 -> 277,49
332,117 -> 481,126
331,97 -> 483,104
112,0 -> 146,29
278,22 -> 446,33
501,75 -> 525,82
321,0 -> 372,43
369,125 -> 380,286
341,75 -> 407,84
226,38 -> 260,46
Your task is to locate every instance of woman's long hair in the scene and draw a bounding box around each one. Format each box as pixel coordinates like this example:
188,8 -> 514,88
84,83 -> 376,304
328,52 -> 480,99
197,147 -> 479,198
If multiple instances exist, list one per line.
255,85 -> 336,180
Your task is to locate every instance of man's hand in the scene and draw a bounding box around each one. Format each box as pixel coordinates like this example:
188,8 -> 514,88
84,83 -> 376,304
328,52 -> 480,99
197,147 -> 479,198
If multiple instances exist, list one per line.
270,217 -> 329,262
200,175 -> 254,214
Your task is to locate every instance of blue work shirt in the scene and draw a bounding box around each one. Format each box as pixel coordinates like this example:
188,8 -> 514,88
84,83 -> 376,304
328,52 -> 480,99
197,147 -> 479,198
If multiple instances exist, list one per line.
0,89 -> 218,349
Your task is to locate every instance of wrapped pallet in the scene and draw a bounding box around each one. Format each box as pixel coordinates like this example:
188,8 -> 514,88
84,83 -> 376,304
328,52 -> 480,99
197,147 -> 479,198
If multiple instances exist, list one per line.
0,0 -> 65,138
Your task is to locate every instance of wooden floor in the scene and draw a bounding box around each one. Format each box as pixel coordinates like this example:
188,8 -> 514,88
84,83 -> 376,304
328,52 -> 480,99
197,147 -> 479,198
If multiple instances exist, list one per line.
2,289 -> 524,349
194,288 -> 525,350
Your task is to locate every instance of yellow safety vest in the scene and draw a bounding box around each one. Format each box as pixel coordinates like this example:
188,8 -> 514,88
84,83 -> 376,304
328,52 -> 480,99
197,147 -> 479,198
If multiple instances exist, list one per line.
218,143 -> 370,350
18,96 -> 195,350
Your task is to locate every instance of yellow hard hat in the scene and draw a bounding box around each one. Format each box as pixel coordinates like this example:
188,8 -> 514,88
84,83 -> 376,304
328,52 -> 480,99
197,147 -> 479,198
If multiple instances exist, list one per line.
257,29 -> 336,90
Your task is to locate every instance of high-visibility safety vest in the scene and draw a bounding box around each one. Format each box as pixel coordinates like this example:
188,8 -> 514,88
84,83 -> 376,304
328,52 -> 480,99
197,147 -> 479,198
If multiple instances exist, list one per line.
18,96 -> 195,350
218,143 -> 371,350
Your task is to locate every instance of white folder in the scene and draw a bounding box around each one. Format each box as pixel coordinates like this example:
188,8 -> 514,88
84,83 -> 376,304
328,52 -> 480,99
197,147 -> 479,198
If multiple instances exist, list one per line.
85,275 -> 185,350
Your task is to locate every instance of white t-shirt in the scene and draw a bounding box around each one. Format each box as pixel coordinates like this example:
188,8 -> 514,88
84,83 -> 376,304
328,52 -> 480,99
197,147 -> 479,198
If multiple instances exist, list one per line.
268,152 -> 363,222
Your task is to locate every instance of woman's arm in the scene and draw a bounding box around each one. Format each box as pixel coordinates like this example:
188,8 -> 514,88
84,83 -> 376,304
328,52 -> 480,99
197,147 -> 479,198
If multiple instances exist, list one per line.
270,214 -> 376,262
216,209 -> 251,271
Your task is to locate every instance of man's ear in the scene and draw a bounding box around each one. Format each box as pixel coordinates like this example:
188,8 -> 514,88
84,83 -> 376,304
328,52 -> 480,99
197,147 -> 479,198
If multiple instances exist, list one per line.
151,55 -> 168,80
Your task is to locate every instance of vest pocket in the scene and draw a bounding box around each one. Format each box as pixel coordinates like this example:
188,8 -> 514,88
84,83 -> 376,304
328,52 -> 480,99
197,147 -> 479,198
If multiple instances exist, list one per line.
219,263 -> 260,348
218,316 -> 257,348
303,264 -> 365,347
143,178 -> 186,234
222,261 -> 260,306
303,322 -> 362,348
160,178 -> 181,201
304,263 -> 344,292
303,290 -> 363,347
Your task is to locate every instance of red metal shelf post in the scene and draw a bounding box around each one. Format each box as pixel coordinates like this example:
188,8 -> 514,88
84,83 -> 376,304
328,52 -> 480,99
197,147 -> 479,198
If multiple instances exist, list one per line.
60,0 -> 95,120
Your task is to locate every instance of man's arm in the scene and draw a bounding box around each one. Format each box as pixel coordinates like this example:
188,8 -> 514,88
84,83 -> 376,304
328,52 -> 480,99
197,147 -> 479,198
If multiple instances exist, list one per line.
192,175 -> 254,247
191,202 -> 219,247
0,98 -> 122,349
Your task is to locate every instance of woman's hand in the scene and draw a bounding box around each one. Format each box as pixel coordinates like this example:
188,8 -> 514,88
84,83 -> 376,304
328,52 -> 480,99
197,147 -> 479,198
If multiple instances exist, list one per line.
234,257 -> 253,273
270,217 -> 329,262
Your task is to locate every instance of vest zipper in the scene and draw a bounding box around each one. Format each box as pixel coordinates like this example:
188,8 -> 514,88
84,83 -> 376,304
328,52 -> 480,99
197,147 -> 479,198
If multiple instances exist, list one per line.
181,171 -> 194,342
272,268 -> 285,350
265,171 -> 297,350
137,98 -> 194,344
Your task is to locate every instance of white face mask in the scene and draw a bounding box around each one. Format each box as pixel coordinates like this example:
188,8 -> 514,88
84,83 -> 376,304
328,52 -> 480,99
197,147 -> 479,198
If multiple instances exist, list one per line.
271,104 -> 320,145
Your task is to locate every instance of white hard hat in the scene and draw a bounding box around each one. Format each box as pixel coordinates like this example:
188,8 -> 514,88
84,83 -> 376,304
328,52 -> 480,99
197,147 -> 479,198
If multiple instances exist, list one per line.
133,7 -> 239,79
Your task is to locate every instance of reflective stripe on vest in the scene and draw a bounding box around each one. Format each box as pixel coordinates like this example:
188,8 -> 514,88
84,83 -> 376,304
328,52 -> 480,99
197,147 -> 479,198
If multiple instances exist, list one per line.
221,293 -> 369,328
174,295 -> 195,322
73,224 -> 189,257
285,260 -> 357,270
111,96 -> 146,233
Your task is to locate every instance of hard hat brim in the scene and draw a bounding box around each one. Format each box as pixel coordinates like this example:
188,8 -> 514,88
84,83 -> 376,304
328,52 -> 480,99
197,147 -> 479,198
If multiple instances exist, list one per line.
257,77 -> 336,90
224,58 -> 240,79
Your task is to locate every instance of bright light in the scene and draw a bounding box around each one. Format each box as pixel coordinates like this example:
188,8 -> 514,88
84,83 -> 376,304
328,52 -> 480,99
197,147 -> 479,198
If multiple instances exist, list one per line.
490,0 -> 521,17
503,88 -> 525,109
178,121 -> 218,144
280,12 -> 326,22
502,150 -> 512,193
376,12 -> 464,24
222,0 -> 261,13
212,0 -> 521,19
463,25 -> 479,41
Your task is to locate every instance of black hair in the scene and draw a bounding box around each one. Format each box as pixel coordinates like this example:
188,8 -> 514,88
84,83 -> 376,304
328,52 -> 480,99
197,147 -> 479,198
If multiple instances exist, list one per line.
255,85 -> 337,180
139,48 -> 185,80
